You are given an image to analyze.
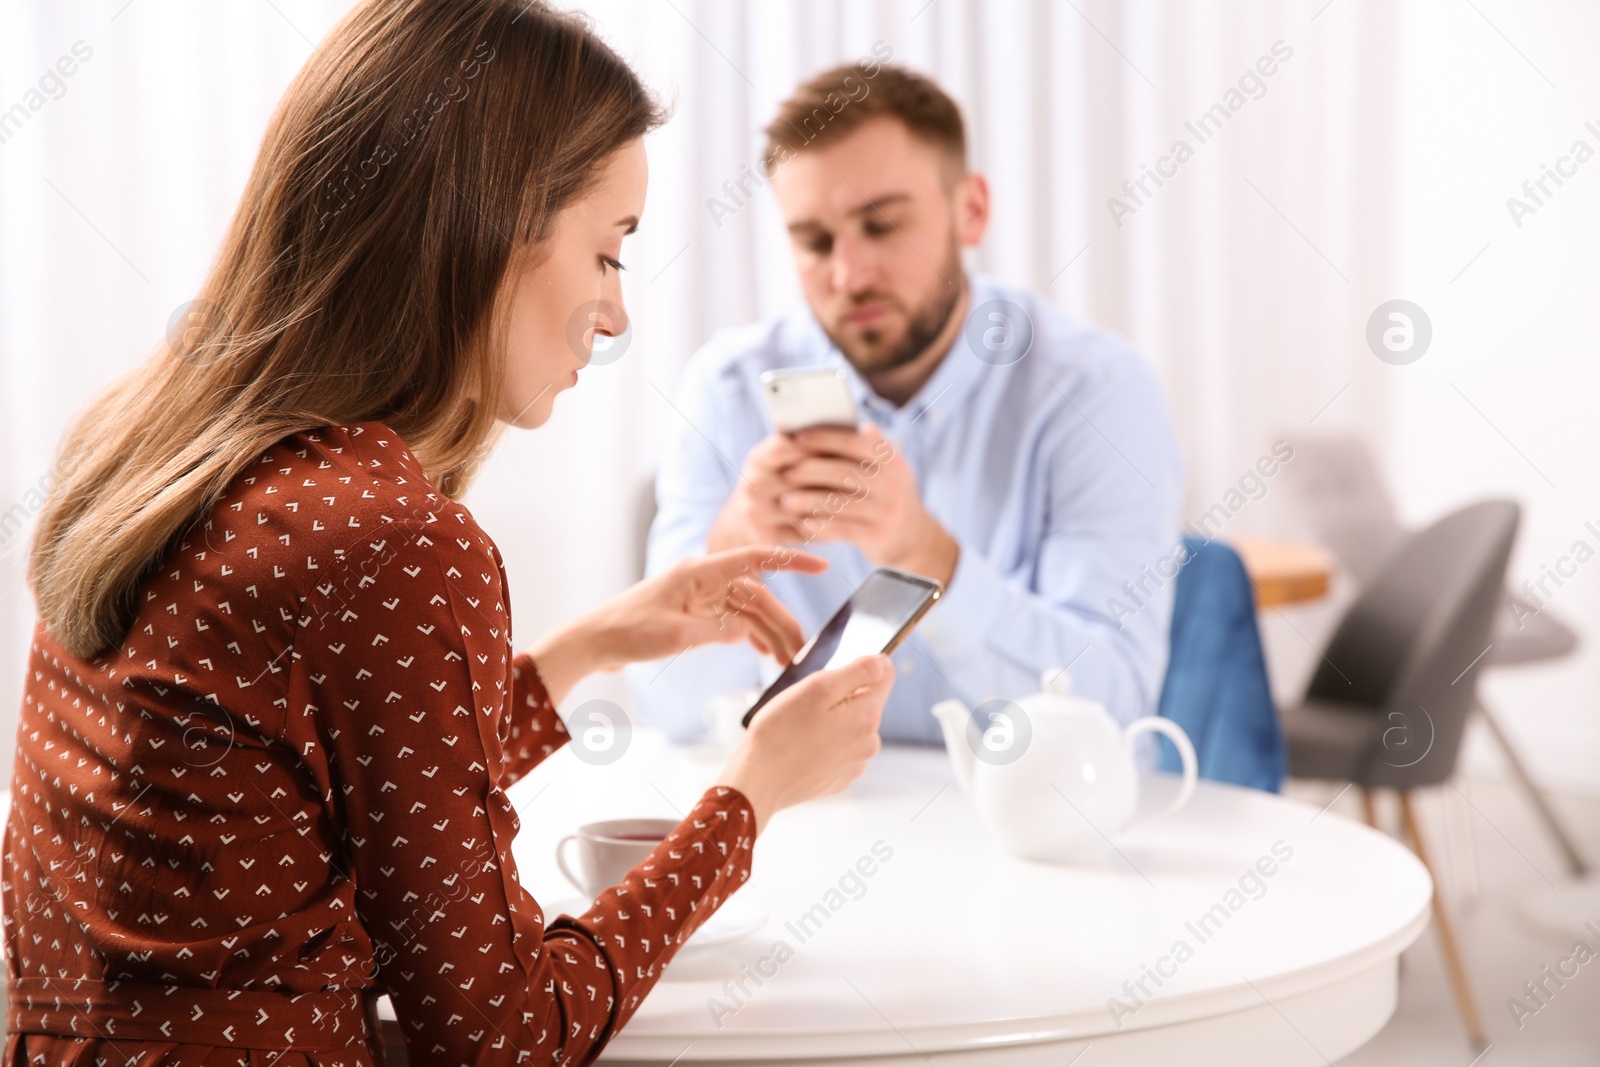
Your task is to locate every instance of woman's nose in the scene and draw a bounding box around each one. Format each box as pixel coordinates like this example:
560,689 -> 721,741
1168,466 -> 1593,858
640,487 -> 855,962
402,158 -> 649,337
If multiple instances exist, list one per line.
579,296 -> 629,364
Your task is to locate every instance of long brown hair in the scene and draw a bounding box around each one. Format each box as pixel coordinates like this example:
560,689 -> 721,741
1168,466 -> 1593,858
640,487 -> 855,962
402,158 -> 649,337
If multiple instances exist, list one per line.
27,0 -> 662,660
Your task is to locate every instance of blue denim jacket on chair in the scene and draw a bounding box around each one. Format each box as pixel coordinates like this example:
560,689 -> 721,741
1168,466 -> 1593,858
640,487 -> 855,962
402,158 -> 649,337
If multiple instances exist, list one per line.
1155,536 -> 1287,792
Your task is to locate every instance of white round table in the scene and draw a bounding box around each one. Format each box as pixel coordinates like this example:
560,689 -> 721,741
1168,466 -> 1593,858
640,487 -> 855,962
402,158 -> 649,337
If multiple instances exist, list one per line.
501,730 -> 1432,1066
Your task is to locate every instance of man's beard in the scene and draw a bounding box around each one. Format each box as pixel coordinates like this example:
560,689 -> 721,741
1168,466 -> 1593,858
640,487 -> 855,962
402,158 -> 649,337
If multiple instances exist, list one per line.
823,244 -> 964,378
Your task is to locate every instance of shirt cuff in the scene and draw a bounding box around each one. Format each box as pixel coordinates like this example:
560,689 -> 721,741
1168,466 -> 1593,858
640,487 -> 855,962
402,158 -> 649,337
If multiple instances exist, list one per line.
914,539 -> 1010,680
511,649 -> 574,737
513,648 -> 548,691
547,782 -> 758,963
512,650 -> 553,708
505,651 -> 573,778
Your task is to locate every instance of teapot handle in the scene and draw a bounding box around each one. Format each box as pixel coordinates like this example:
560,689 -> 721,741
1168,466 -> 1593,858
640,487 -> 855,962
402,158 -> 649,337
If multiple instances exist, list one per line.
1121,718 -> 1198,829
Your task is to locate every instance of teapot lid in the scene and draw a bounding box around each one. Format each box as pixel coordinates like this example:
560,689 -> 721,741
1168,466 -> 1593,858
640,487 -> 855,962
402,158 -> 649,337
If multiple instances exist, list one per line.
1042,668 -> 1074,696
1027,668 -> 1113,722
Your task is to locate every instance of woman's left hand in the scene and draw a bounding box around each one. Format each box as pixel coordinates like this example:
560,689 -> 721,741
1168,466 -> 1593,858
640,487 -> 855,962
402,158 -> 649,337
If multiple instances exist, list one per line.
528,545 -> 826,703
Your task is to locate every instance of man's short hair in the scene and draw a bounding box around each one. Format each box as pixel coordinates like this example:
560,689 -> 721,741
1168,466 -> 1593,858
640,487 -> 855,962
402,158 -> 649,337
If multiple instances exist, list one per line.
761,63 -> 966,179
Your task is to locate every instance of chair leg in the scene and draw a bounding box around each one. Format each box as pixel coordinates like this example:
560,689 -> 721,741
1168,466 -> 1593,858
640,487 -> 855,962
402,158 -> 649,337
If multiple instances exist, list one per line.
1476,700 -> 1590,877
1399,791 -> 1487,1052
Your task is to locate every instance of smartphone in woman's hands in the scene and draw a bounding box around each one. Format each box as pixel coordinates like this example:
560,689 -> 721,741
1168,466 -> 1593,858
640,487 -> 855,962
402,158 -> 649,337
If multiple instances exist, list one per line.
741,567 -> 941,727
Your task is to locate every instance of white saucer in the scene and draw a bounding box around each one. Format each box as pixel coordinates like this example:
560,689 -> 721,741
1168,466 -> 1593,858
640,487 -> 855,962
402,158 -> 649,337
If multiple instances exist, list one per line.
545,893 -> 767,950
682,895 -> 768,949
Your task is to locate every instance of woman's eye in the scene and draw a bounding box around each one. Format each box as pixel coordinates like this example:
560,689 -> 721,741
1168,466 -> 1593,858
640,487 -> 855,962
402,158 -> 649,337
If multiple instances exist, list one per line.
601,256 -> 626,273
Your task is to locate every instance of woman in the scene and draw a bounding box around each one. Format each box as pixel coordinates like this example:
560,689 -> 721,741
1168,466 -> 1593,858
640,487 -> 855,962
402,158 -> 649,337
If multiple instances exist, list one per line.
5,2 -> 893,1063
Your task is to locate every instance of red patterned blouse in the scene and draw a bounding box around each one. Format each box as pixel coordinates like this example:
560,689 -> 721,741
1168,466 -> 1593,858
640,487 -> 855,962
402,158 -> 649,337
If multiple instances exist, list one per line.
3,422 -> 755,1066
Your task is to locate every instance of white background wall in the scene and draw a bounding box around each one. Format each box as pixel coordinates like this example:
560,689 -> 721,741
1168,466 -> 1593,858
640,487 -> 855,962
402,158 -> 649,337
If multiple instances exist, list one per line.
1,0 -> 1595,795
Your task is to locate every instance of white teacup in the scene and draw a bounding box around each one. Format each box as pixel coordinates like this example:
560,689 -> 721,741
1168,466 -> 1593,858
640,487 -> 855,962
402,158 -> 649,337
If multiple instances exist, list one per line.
555,818 -> 678,900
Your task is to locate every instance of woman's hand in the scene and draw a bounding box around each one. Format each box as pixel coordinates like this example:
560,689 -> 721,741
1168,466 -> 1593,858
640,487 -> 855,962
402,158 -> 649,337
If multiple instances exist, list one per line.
714,654 -> 894,834
528,544 -> 826,704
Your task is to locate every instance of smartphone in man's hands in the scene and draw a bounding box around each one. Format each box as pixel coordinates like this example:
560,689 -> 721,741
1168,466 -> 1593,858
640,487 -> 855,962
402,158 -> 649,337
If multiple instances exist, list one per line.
742,567 -> 941,727
760,367 -> 858,433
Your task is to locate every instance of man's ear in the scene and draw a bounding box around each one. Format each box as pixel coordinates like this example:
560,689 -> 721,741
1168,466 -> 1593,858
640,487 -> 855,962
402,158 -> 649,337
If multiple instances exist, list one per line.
955,170 -> 990,248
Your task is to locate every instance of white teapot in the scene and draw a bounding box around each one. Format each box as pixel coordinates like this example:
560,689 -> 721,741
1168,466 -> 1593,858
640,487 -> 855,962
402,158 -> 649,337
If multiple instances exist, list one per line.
931,670 -> 1198,864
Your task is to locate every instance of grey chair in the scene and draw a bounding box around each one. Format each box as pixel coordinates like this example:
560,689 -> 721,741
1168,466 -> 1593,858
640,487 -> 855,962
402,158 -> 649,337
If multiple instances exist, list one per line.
1281,499 -> 1520,1052
1280,436 -> 1587,876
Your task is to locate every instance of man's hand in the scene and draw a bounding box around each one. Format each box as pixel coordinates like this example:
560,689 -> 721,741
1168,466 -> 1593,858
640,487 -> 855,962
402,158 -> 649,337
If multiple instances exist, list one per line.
776,423 -> 959,586
528,545 -> 826,704
705,433 -> 811,553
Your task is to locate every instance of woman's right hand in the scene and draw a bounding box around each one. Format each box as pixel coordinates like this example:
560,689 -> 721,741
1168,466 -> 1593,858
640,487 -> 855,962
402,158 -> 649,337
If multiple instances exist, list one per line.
714,654 -> 894,833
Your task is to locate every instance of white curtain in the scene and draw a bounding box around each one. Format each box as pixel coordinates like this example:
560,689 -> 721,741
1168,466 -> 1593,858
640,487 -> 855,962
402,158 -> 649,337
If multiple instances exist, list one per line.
7,1 -> 1594,793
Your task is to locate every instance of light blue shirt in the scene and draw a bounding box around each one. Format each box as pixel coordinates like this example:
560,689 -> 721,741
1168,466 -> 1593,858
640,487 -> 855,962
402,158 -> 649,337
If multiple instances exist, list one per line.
626,272 -> 1185,746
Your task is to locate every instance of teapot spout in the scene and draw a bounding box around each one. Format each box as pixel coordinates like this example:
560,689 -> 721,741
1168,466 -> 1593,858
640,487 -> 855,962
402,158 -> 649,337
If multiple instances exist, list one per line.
931,699 -> 977,798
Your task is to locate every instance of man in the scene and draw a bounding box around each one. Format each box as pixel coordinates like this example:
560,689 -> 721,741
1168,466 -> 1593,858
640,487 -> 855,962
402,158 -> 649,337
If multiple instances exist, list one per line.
627,64 -> 1184,745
